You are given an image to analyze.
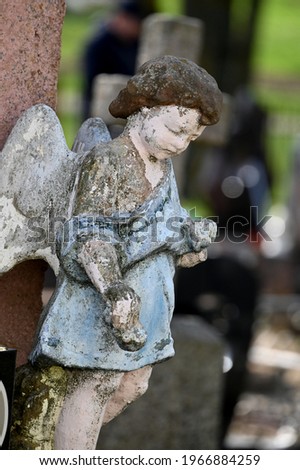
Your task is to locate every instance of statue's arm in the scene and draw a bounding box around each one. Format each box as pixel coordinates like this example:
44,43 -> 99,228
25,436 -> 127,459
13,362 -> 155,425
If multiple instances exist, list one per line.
78,240 -> 147,351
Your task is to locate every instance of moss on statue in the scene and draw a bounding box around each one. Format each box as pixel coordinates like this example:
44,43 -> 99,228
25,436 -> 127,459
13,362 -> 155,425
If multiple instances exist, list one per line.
10,365 -> 69,449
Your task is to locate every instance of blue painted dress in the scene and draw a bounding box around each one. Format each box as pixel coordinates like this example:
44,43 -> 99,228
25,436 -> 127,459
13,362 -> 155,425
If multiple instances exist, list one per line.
30,162 -> 207,371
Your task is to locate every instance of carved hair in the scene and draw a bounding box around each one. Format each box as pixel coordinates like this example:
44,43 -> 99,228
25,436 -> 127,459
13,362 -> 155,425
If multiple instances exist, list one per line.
109,55 -> 223,125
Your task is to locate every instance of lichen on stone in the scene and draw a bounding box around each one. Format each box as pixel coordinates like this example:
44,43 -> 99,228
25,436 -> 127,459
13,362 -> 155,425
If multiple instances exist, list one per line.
10,364 -> 69,450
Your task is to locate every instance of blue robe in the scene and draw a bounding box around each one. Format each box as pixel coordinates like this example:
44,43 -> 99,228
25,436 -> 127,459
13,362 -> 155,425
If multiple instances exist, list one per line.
30,164 -> 205,371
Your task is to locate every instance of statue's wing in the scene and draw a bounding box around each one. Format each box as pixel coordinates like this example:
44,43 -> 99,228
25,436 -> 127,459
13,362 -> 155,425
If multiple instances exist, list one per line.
72,116 -> 111,153
0,104 -> 111,274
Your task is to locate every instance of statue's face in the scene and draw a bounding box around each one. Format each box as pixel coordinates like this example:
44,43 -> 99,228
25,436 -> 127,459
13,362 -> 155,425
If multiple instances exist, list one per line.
137,106 -> 206,160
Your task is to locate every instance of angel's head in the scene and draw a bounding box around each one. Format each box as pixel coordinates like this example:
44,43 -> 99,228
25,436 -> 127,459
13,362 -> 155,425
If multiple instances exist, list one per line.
109,55 -> 223,126
109,55 -> 222,160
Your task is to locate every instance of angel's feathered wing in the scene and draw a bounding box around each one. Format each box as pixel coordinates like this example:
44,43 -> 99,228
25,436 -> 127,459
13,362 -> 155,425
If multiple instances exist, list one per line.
0,104 -> 111,274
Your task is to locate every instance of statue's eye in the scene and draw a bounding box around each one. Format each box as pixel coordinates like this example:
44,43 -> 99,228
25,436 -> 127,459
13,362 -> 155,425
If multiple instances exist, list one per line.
191,133 -> 200,140
165,125 -> 179,135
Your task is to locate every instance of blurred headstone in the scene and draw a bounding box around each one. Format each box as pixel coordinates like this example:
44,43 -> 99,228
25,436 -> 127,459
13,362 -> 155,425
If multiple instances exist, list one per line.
137,13 -> 204,68
91,74 -> 129,127
200,93 -> 232,147
97,315 -> 224,450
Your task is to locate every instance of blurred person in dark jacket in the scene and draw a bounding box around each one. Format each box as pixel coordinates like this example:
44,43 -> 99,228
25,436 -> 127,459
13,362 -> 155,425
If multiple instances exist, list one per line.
82,1 -> 147,120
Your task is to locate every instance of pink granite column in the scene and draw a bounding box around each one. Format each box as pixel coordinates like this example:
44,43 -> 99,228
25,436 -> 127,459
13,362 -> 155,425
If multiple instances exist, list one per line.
0,0 -> 66,366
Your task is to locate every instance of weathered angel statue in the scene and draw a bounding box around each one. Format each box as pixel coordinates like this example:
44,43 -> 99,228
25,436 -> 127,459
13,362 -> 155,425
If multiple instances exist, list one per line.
0,56 -> 222,449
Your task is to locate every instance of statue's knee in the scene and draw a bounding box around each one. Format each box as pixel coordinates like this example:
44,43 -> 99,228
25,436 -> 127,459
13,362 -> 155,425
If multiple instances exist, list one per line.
131,365 -> 153,398
137,377 -> 149,397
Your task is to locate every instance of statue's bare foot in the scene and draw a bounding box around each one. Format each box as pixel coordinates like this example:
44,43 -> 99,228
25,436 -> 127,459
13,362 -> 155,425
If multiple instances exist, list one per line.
104,283 -> 147,351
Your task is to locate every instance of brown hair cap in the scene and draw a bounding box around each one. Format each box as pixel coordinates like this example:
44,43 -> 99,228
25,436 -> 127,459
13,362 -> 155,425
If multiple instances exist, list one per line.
109,55 -> 223,125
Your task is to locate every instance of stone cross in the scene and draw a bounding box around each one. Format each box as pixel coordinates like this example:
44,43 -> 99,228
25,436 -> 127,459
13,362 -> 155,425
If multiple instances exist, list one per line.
1,55 -> 222,449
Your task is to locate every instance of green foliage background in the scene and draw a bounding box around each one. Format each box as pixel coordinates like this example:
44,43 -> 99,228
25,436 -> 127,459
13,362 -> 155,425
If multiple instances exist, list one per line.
58,0 -> 300,208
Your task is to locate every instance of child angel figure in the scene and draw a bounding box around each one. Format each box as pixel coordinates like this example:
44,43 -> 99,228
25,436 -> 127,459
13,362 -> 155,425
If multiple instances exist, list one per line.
8,56 -> 222,449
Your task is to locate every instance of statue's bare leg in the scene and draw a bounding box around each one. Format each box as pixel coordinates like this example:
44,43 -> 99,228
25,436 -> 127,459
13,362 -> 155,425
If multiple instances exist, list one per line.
54,366 -> 152,450
54,369 -> 123,450
102,365 -> 152,425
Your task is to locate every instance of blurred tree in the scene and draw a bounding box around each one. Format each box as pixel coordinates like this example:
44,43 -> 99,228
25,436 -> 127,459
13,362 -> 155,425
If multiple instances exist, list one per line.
185,0 -> 262,93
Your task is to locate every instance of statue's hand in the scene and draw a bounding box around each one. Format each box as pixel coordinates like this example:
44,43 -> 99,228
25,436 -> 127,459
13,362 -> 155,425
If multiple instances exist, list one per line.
177,218 -> 216,267
190,218 -> 217,252
177,249 -> 207,268
104,283 -> 147,352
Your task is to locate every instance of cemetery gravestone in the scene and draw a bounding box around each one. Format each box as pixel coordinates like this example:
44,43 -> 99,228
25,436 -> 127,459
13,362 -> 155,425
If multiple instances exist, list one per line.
97,316 -> 224,450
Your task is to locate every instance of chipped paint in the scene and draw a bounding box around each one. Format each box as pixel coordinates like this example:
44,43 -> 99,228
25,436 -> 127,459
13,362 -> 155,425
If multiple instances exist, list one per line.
34,248 -> 59,276
23,118 -> 49,143
128,106 -> 206,188
0,196 -> 26,270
